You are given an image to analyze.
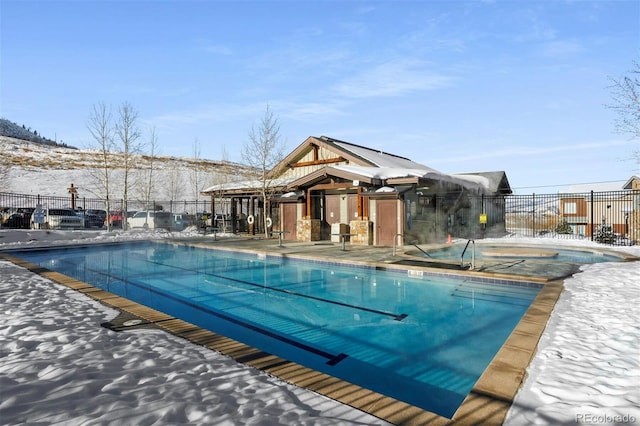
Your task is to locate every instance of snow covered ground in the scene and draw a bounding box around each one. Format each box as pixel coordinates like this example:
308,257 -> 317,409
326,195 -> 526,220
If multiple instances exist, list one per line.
1,229 -> 638,425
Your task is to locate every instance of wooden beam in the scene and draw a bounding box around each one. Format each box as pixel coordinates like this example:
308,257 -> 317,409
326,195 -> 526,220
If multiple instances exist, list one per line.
309,182 -> 354,191
289,157 -> 346,168
363,194 -> 369,219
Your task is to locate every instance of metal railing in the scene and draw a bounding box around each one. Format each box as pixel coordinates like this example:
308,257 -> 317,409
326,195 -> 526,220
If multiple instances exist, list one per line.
502,190 -> 638,245
406,190 -> 639,246
461,239 -> 475,270
2,189 -> 639,245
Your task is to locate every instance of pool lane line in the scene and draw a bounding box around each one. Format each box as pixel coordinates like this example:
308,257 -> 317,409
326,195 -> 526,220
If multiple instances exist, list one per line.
151,285 -> 352,366
204,274 -> 409,322
158,287 -> 351,367
24,256 -> 351,366
135,254 -> 409,322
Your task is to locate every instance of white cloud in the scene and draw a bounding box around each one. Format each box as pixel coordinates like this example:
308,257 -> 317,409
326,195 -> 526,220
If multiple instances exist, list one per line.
333,60 -> 454,99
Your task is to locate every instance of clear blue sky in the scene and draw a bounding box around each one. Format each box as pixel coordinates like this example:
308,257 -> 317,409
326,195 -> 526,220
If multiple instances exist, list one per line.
1,0 -> 638,193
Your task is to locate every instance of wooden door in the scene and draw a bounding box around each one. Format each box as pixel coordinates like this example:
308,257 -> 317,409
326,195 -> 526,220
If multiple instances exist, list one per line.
281,203 -> 297,240
325,195 -> 341,225
376,199 -> 397,246
347,194 -> 359,221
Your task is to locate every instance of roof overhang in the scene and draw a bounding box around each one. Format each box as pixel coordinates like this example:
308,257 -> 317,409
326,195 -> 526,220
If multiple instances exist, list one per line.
272,191 -> 305,202
284,166 -> 382,190
362,185 -> 413,199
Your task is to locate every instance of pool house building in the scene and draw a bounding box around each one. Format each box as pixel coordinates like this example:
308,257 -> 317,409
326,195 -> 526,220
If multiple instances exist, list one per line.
201,136 -> 513,246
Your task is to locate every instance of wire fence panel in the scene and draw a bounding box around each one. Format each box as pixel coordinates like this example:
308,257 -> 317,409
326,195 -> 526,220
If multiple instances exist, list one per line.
2,190 -> 638,245
503,190 -> 639,245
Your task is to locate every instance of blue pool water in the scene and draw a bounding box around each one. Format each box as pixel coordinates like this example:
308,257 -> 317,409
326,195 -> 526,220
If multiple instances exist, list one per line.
14,242 -> 542,418
426,244 -> 621,263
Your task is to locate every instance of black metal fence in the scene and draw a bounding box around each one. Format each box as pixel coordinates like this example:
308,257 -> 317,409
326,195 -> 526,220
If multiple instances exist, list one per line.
0,191 -> 215,230
0,192 -> 215,214
407,190 -> 638,245
1,190 -> 638,245
501,190 -> 639,245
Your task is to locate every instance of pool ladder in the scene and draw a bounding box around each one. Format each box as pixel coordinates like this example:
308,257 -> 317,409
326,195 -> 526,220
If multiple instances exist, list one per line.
392,234 -> 403,256
461,239 -> 476,270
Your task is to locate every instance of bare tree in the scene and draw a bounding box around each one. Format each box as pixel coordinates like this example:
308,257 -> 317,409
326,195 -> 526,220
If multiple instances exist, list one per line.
189,138 -> 203,203
608,60 -> 640,168
207,145 -> 234,229
115,102 -> 143,223
241,105 -> 287,238
140,126 -> 159,219
0,147 -> 10,191
164,161 -> 185,203
215,145 -> 232,215
86,102 -> 115,230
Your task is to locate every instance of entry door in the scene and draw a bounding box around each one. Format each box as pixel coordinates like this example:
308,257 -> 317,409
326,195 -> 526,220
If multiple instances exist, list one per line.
347,194 -> 359,221
281,203 -> 297,240
325,195 -> 341,225
376,199 -> 397,246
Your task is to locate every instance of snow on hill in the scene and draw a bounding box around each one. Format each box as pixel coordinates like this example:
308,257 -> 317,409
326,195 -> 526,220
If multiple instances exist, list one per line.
0,136 -> 243,200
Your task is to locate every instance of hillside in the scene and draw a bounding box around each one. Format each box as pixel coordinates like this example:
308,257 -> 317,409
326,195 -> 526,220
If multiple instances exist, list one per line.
0,118 -> 71,148
0,135 -> 245,200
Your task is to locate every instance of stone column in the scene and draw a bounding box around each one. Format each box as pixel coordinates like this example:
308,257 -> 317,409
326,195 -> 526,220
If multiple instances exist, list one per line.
349,220 -> 373,245
297,218 -> 321,241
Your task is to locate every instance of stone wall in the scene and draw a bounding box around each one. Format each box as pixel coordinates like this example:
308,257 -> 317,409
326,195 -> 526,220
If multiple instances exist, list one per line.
349,220 -> 373,245
296,218 -> 321,241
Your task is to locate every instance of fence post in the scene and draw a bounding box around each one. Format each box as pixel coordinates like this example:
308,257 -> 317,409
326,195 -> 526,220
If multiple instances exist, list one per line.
481,193 -> 485,239
590,190 -> 594,241
532,193 -> 536,237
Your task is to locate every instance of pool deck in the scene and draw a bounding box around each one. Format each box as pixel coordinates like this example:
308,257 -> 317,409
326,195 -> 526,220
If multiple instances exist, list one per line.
1,237 -> 569,425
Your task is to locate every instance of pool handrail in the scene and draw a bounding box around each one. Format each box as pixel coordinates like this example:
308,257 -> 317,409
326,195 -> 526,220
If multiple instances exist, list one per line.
392,234 -> 403,256
461,239 -> 476,270
410,240 -> 433,258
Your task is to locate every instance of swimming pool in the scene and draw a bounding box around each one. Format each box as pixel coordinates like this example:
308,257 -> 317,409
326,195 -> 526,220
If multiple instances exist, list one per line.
422,243 -> 622,264
13,242 -> 542,418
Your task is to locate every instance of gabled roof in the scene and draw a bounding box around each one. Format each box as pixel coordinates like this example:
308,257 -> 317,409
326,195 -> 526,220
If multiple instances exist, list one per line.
202,135 -> 512,197
623,175 -> 640,190
285,165 -> 494,193
452,171 -> 512,195
323,136 -> 441,171
277,135 -> 440,173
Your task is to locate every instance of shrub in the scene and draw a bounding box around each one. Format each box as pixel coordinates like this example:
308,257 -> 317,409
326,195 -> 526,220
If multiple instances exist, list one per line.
595,225 -> 616,244
555,220 -> 573,234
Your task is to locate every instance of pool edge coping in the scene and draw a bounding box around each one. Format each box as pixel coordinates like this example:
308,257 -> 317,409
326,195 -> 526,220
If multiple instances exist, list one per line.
0,244 -> 564,426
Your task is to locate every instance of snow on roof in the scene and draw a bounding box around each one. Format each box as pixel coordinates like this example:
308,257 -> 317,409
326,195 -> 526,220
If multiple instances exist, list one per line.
201,176 -> 297,193
332,165 -> 429,180
332,165 -> 491,191
327,138 -> 441,172
566,180 -> 628,193
450,174 -> 492,190
375,186 -> 396,193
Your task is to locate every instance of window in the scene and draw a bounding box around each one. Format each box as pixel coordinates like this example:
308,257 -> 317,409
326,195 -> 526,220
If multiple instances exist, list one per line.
564,202 -> 577,214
